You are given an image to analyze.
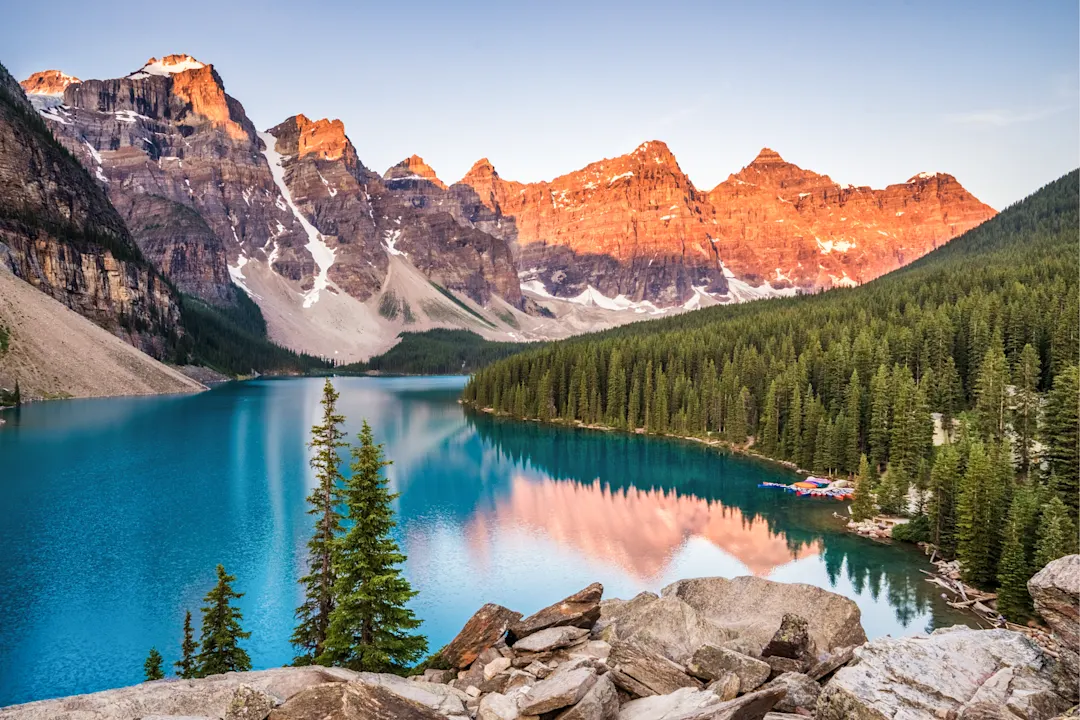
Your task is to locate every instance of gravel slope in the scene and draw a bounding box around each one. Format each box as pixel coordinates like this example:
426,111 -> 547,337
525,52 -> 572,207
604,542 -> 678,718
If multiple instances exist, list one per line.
0,268 -> 205,401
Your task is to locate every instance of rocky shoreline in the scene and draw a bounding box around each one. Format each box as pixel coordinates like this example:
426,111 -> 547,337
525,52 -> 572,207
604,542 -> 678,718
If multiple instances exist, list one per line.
3,556 -> 1076,720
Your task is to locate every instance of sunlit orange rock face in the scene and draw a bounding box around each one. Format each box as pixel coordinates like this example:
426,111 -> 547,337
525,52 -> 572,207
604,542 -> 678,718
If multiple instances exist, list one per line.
458,145 -> 996,301
467,476 -> 819,580
19,70 -> 80,96
459,141 -> 728,305
706,149 -> 998,287
386,154 -> 447,189
167,63 -> 247,141
293,114 -> 353,163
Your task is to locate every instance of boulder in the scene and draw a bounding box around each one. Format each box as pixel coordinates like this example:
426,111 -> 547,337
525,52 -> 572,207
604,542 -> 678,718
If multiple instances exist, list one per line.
555,672 -> 619,720
505,670 -> 537,693
442,603 -> 524,668
599,594 -> 733,663
479,691 -> 534,720
0,667 -> 359,720
706,673 -> 740,701
760,615 -> 809,661
356,672 -> 468,717
514,627 -> 591,653
617,687 -> 724,720
510,583 -> 604,642
609,641 -> 702,697
662,577 -> 866,657
525,661 -> 553,679
517,667 -> 599,716
701,686 -> 787,720
485,657 -> 514,680
1029,554 -> 1080,702
268,681 -> 447,720
685,645 -> 771,692
594,593 -> 658,640
762,656 -> 806,679
817,626 -> 1070,720
806,646 -> 854,681
422,668 -> 454,684
762,715 -> 807,720
759,673 -> 818,713
225,684 -> 276,720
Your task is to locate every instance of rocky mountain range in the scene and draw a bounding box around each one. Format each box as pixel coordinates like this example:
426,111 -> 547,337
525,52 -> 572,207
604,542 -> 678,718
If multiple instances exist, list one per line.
0,62 -> 181,358
14,53 -> 997,361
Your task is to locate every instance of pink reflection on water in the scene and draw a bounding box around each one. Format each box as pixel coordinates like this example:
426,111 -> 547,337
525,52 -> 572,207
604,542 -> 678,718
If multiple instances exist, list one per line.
466,475 -> 821,581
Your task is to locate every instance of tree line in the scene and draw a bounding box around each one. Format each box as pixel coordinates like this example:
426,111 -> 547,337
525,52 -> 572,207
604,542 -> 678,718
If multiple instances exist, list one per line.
462,170 -> 1080,624
142,379 -> 425,681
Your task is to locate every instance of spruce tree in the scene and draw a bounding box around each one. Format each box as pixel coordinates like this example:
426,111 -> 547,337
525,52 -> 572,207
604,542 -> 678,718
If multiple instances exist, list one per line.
1042,366 -> 1079,512
928,444 -> 961,557
868,365 -> 892,471
144,647 -> 165,681
292,379 -> 348,664
996,485 -> 1039,622
195,565 -> 251,677
957,443 -> 995,586
320,421 -> 427,672
973,342 -> 1009,442
1035,495 -> 1080,569
850,454 -> 876,521
1012,344 -> 1041,476
174,609 -> 198,679
877,463 -> 908,516
727,387 -> 749,444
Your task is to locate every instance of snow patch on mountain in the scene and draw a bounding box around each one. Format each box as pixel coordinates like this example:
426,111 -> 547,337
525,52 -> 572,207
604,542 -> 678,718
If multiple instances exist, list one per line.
258,131 -> 336,309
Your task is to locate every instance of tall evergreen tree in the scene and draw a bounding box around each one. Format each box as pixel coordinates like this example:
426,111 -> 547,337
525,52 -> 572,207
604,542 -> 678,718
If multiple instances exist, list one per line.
877,463 -> 909,516
292,379 -> 348,664
928,444 -> 961,557
195,565 -> 251,677
320,422 -> 427,672
1042,365 -> 1080,512
174,609 -> 198,679
973,342 -> 1009,442
850,454 -> 876,521
868,365 -> 892,471
727,387 -> 749,444
1012,344 -> 1041,477
957,443 -> 995,586
996,485 -> 1039,622
1035,495 -> 1080,569
144,647 -> 165,681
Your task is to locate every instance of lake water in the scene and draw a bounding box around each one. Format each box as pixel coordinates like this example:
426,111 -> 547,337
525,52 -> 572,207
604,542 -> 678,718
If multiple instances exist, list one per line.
0,376 -> 969,705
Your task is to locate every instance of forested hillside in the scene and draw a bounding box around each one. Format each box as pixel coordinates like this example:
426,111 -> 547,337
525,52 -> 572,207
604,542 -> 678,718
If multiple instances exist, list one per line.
341,329 -> 536,375
463,171 -> 1080,621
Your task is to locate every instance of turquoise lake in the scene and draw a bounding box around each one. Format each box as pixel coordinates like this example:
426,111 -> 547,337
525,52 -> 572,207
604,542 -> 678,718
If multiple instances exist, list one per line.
0,376 -> 970,705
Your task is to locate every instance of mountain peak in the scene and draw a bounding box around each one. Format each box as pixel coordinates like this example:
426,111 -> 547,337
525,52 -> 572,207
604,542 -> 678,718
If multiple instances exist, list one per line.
20,70 -> 81,97
291,115 -> 350,162
128,54 -> 206,79
385,155 -> 446,189
631,140 -> 677,164
750,147 -> 785,166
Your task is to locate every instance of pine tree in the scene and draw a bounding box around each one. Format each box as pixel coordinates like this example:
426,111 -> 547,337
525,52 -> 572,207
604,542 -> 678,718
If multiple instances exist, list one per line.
1042,366 -> 1079,512
627,375 -> 642,430
844,371 -> 862,474
928,444 -> 961,557
996,485 -> 1039,622
144,647 -> 165,681
850,454 -> 876,521
195,565 -> 251,677
973,342 -> 1009,442
320,421 -> 427,672
868,365 -> 892,471
292,379 -> 348,664
759,380 -> 780,456
727,387 -> 749,444
1012,344 -> 1041,476
1034,495 -> 1080,569
174,609 -> 198,679
957,443 -> 995,586
877,463 -> 909,516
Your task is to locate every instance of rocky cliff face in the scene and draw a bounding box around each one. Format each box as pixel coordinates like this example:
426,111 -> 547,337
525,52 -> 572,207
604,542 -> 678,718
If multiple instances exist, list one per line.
264,115 -> 521,307
706,148 -> 997,287
458,144 -> 996,304
21,54 -> 316,306
460,141 -> 729,306
0,62 -> 181,357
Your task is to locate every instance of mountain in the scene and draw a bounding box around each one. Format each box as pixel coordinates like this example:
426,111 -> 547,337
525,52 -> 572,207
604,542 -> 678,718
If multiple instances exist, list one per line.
457,143 -> 997,305
17,52 -> 998,363
0,61 -> 181,358
706,148 -> 997,287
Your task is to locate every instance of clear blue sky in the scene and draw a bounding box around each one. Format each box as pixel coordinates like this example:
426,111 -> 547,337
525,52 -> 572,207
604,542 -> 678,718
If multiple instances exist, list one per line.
4,0 -> 1077,209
